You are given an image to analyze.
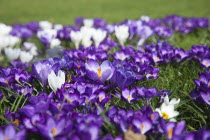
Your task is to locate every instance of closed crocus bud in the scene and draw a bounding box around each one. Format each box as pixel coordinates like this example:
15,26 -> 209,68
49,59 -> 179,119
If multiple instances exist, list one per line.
20,51 -> 33,63
39,21 -> 53,30
115,25 -> 129,46
83,19 -> 94,28
4,48 -> 21,61
70,31 -> 82,49
92,29 -> 107,47
0,23 -> 12,35
48,70 -> 65,93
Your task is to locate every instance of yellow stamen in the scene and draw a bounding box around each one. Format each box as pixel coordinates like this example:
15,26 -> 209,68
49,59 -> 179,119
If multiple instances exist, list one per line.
127,95 -> 131,101
99,97 -> 103,102
77,65 -> 81,68
155,57 -> 160,61
162,112 -> 169,119
208,83 -> 210,87
168,128 -> 173,139
140,124 -> 144,133
4,138 -> 10,140
5,80 -> 9,85
67,99 -> 72,102
97,68 -> 102,78
150,115 -> 154,120
52,128 -> 57,137
58,106 -> 62,110
204,62 -> 209,67
128,126 -> 132,130
13,119 -> 19,125
85,99 -> 89,103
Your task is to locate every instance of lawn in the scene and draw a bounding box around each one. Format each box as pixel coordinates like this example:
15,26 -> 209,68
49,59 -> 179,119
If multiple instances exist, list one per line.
0,0 -> 210,24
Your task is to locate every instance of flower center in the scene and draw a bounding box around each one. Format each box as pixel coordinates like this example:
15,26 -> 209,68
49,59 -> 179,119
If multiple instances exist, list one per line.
13,119 -> 19,125
168,128 -> 173,139
127,95 -> 131,101
67,99 -> 72,102
140,124 -> 144,133
51,127 -> 57,137
97,68 -> 102,78
99,97 -> 103,102
204,62 -> 209,67
162,112 -> 169,119
208,83 -> 210,87
150,114 -> 154,120
4,137 -> 10,140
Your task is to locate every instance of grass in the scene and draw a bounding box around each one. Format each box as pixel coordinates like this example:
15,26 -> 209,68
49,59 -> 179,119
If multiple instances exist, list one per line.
0,0 -> 210,24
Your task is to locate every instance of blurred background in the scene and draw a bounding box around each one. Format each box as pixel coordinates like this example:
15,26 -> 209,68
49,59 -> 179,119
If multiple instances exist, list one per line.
0,0 -> 210,24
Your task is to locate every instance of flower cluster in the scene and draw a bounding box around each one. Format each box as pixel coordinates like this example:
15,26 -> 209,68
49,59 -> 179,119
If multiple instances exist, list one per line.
0,15 -> 210,140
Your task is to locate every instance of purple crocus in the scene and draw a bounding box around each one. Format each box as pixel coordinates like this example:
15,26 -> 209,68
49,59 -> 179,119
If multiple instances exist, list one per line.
32,60 -> 52,85
37,117 -> 65,139
121,88 -> 136,103
0,125 -> 25,140
132,118 -> 152,134
85,59 -> 114,83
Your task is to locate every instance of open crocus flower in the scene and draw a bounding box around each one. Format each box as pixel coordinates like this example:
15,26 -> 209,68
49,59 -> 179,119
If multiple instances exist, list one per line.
201,59 -> 210,68
155,96 -> 180,121
114,25 -> 129,46
121,88 -> 136,103
85,59 -> 114,83
132,118 -> 152,134
48,70 -> 65,93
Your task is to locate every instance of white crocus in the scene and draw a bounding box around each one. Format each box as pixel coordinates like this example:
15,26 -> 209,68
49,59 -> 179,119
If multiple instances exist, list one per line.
92,29 -> 107,47
155,96 -> 180,121
83,19 -> 94,28
140,15 -> 150,22
0,23 -> 12,35
39,21 -> 53,30
164,95 -> 180,106
114,25 -> 129,46
48,70 -> 65,93
82,37 -> 92,48
20,51 -> 33,63
50,38 -> 61,48
54,24 -> 63,31
23,42 -> 38,56
70,31 -> 82,49
4,48 -> 21,61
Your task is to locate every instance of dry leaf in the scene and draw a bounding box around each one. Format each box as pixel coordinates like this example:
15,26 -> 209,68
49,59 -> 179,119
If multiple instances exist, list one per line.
124,129 -> 146,140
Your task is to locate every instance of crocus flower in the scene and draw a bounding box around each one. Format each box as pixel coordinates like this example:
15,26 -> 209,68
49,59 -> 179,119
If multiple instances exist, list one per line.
39,20 -> 53,30
92,29 -> 107,47
37,117 -> 65,138
83,19 -> 94,28
115,25 -> 129,46
155,96 -> 180,121
201,59 -> 210,68
121,88 -> 136,103
20,51 -> 33,63
85,59 -> 113,82
132,118 -> 152,134
70,31 -> 82,49
0,125 -> 25,140
48,70 -> 65,93
0,23 -> 12,35
4,48 -> 21,61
